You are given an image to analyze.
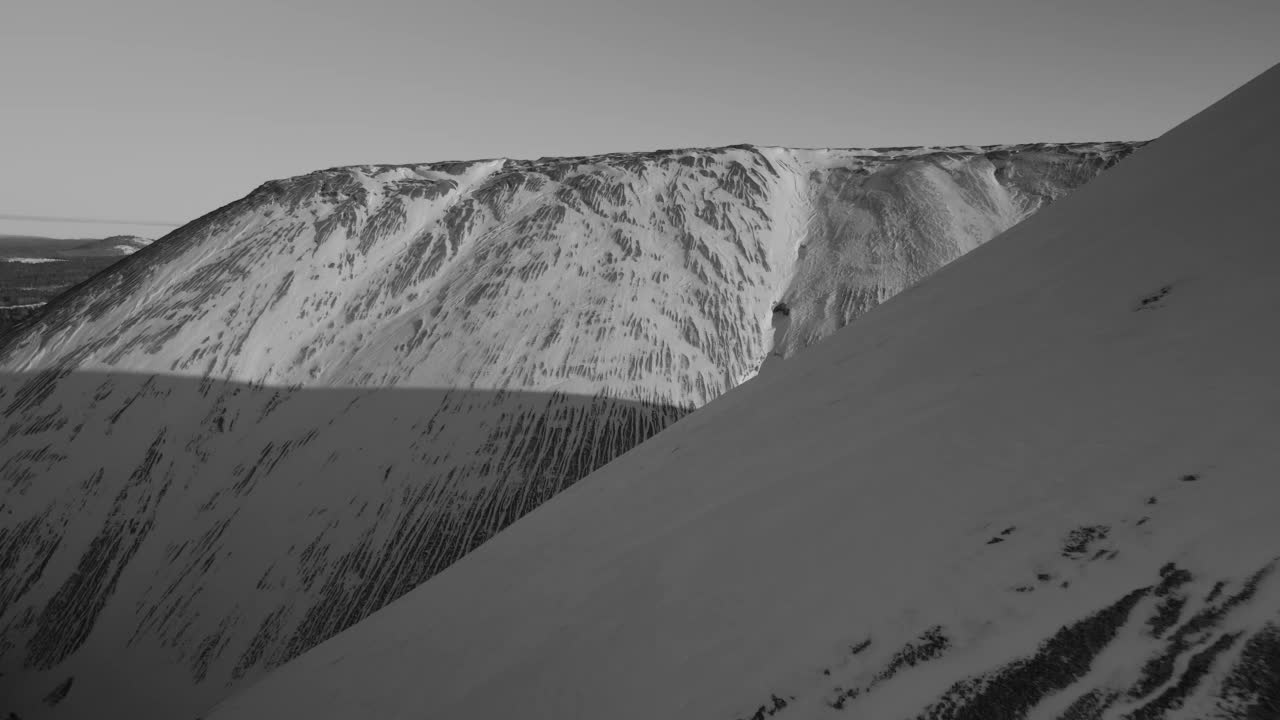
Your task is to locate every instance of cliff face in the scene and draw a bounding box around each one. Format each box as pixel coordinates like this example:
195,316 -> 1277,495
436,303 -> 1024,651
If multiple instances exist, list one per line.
0,140 -> 1140,720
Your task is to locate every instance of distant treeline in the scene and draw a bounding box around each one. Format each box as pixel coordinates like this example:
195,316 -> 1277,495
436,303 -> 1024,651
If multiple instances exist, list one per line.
0,256 -> 124,336
0,256 -> 119,307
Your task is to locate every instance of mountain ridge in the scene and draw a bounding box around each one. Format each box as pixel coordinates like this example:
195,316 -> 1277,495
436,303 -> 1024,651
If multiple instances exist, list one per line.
0,141 -> 1141,392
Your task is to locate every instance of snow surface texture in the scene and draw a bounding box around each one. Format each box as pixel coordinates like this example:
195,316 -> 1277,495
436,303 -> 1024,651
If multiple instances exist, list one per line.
0,142 -> 1138,719
203,64 -> 1280,720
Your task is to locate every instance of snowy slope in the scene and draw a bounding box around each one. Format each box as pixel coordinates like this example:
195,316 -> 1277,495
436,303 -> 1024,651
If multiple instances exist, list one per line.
205,65 -> 1280,720
0,143 -> 1138,720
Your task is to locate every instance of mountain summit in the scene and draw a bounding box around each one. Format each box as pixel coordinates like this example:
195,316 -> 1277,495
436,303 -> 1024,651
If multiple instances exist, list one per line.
203,64 -> 1280,720
0,141 -> 1138,719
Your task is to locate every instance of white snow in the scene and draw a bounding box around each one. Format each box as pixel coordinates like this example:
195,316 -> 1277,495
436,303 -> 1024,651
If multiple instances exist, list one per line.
0,256 -> 64,263
203,63 -> 1280,720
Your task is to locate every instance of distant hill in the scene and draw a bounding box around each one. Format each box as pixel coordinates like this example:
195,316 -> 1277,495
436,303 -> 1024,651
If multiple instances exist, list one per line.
0,233 -> 152,257
56,235 -> 153,258
0,234 -> 153,335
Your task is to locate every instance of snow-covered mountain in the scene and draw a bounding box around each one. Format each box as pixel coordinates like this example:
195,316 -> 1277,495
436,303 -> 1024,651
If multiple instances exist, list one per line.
0,234 -> 152,260
203,63 -> 1280,720
0,141 -> 1139,719
1,144 -> 1136,390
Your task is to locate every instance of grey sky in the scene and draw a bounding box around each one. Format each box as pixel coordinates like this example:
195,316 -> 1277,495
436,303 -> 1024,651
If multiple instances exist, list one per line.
2,0 -> 1276,240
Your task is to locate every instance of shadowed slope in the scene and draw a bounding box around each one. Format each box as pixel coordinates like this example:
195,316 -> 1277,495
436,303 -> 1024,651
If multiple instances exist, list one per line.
206,65 -> 1280,720
0,371 -> 686,719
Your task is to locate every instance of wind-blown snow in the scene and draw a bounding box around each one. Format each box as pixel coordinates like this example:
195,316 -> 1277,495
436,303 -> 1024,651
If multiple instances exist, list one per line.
0,142 -> 1138,719
202,64 -> 1280,720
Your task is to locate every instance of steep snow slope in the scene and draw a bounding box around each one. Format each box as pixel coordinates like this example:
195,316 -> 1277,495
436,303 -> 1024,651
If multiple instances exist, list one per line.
0,143 -> 1137,720
207,64 -> 1280,720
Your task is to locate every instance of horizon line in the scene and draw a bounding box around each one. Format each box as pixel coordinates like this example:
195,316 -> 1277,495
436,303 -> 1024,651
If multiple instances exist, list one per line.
0,213 -> 181,227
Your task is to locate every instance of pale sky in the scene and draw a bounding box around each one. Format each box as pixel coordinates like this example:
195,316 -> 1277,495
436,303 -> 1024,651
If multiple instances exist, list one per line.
2,0 -> 1277,240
